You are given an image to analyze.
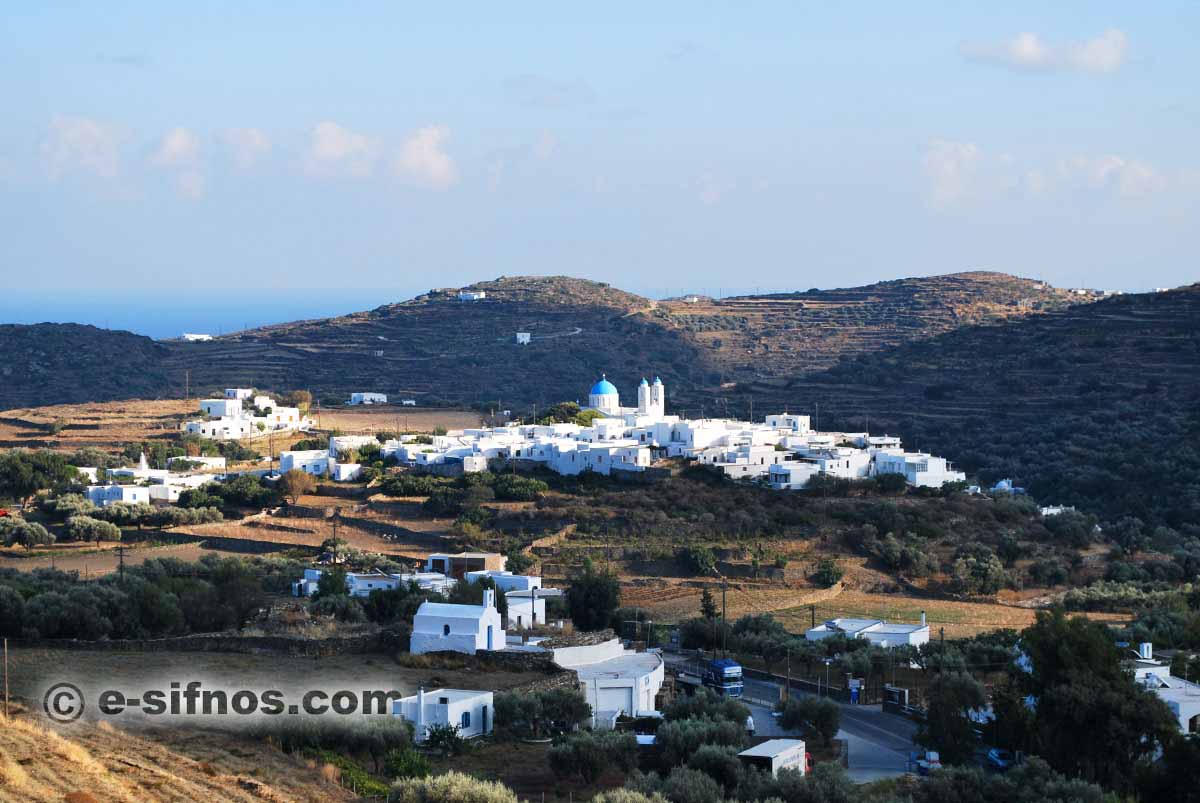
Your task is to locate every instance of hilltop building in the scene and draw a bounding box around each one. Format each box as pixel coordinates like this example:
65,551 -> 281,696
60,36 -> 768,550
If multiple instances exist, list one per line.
379,374 -> 964,489
183,390 -> 311,441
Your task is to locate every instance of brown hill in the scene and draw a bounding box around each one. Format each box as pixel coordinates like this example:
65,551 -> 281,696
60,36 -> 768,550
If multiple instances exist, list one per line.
0,272 -> 1082,411
0,713 -> 353,802
742,283 -> 1200,526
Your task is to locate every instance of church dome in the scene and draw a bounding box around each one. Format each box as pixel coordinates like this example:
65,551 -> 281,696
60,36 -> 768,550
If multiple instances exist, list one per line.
590,376 -> 618,396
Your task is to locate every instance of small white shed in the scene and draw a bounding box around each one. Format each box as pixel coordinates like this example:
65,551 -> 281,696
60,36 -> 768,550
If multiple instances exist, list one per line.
738,739 -> 807,777
410,590 -> 505,654
393,688 -> 494,741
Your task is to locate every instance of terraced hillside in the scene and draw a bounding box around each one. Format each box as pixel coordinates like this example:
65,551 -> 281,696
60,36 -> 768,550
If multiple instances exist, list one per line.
660,271 -> 1082,381
157,272 -> 1078,409
742,284 -> 1200,526
0,273 -> 1083,410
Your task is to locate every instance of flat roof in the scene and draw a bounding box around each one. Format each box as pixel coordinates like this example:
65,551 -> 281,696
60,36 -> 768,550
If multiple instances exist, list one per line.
739,739 -> 805,758
572,652 -> 662,681
401,688 -> 491,703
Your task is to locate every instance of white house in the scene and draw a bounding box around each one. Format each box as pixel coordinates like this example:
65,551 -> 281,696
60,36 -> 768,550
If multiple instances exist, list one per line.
458,290 -> 486,302
225,388 -> 254,400
516,332 -> 531,345
401,399 -> 417,406
873,452 -> 965,488
280,449 -> 329,475
350,392 -> 388,405
805,616 -> 930,648
200,398 -> 242,418
410,589 -> 505,654
182,333 -> 213,342
506,589 -> 554,630
1127,643 -> 1200,734
85,484 -> 152,507
464,570 -> 541,593
293,568 -> 456,597
392,688 -> 493,742
167,455 -> 227,472
552,638 -> 664,723
739,740 -> 807,778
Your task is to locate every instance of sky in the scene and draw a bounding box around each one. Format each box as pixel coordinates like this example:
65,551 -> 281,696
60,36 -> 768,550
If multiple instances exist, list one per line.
2,3 -> 1198,337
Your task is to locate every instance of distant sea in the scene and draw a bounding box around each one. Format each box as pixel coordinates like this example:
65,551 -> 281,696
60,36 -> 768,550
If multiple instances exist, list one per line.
0,288 -> 422,340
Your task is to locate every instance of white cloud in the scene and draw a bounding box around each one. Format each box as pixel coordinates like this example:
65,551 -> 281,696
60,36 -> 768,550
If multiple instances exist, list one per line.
922,139 -> 981,206
40,116 -> 122,179
963,28 -> 1128,74
394,125 -> 457,189
220,127 -> 271,170
151,127 -> 201,167
1058,154 -> 1167,197
303,121 -> 379,179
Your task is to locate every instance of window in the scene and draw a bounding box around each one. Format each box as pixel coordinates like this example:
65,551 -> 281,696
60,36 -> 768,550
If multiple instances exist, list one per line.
461,711 -> 471,729
442,624 -> 450,636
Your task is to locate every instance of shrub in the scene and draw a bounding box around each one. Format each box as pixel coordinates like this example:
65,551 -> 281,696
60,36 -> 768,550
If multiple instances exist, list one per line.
660,766 -> 722,803
389,771 -> 519,803
383,747 -> 431,780
65,515 -> 121,542
811,558 -> 843,588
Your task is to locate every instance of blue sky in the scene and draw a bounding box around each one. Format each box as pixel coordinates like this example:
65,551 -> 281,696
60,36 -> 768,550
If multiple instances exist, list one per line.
2,2 -> 1197,335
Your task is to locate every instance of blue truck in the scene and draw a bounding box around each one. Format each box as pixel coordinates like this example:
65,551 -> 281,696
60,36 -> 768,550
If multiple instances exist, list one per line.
679,657 -> 744,698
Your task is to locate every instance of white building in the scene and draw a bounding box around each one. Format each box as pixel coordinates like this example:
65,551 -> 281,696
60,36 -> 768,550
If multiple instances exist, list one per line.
85,484 -> 153,507
182,333 -> 213,342
873,452 -> 965,488
464,570 -> 541,593
806,616 -> 930,648
280,449 -> 330,475
184,391 -> 310,442
552,638 -> 664,723
1127,643 -> 1200,734
506,589 -> 553,630
738,740 -> 807,778
410,589 -> 505,654
516,332 -> 531,345
200,398 -> 243,419
375,375 -> 965,491
350,392 -> 388,405
167,455 -> 227,472
292,568 -> 456,597
458,290 -> 486,302
392,688 -> 493,742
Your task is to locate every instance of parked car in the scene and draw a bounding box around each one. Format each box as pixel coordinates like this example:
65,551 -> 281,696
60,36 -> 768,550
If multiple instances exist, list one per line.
986,748 -> 1014,771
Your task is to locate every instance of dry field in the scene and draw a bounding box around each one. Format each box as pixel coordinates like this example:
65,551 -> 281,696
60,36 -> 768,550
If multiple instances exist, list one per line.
180,511 -> 450,561
0,399 -> 482,453
0,543 -> 234,577
6,648 -> 545,707
0,399 -> 196,451
309,406 -> 481,435
0,712 -> 356,802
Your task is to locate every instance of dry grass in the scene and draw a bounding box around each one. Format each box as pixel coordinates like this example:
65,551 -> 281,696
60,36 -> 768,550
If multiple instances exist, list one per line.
0,712 -> 356,802
0,543 -> 240,577
310,406 -> 481,434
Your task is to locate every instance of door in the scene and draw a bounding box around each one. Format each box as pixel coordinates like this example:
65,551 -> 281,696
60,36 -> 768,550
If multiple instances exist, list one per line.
481,704 -> 488,734
486,624 -> 493,650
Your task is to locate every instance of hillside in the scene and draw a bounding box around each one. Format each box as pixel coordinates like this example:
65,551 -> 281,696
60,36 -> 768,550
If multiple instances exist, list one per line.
159,272 -> 1079,409
0,713 -> 354,802
0,273 -> 1081,410
0,324 -> 173,409
741,284 -> 1200,526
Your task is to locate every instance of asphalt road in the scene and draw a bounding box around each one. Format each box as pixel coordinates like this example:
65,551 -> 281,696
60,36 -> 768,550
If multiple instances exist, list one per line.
667,654 -> 918,780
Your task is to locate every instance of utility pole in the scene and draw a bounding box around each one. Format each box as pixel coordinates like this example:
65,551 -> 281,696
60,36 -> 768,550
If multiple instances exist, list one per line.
721,578 -> 728,658
810,604 -> 816,629
118,543 -> 125,582
184,369 -> 190,401
785,647 -> 791,701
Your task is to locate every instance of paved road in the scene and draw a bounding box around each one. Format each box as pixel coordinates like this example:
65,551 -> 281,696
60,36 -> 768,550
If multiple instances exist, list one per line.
667,654 -> 917,781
